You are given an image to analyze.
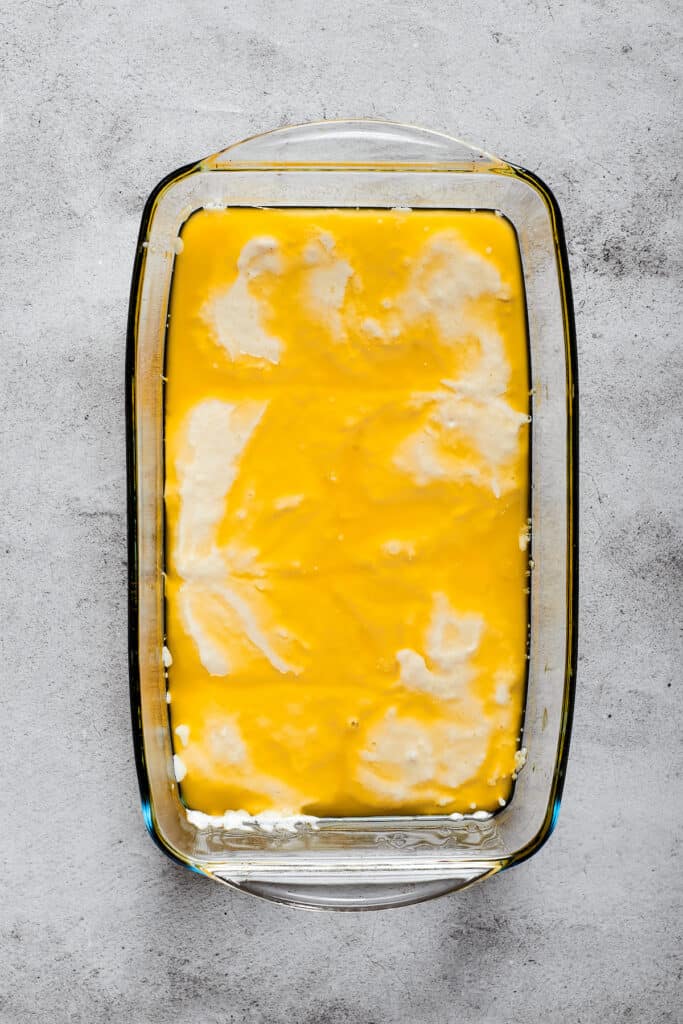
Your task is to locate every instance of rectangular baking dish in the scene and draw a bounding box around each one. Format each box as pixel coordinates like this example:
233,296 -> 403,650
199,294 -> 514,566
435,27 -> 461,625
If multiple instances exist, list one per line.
126,120 -> 577,910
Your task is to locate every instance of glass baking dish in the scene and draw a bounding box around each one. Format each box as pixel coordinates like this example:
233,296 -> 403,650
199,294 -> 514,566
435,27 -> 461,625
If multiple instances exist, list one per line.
126,119 -> 577,911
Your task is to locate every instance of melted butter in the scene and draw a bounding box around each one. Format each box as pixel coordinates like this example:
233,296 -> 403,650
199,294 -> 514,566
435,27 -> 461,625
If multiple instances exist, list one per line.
164,207 -> 529,817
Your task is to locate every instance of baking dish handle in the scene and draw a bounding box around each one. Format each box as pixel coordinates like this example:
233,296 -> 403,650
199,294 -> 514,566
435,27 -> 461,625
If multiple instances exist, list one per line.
202,119 -> 505,171
214,871 -> 493,911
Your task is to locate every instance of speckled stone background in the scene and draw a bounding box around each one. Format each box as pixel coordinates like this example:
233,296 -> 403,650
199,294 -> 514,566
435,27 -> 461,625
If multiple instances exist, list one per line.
2,1 -> 681,1021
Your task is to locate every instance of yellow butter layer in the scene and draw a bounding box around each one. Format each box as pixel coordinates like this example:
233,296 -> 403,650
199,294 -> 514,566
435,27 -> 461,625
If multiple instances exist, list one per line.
164,207 -> 530,817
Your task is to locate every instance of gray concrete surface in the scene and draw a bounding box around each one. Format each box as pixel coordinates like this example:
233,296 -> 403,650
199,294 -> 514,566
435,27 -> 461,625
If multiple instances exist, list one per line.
2,1 -> 681,1021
